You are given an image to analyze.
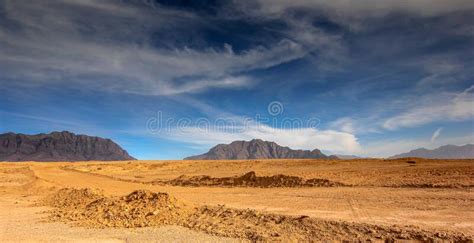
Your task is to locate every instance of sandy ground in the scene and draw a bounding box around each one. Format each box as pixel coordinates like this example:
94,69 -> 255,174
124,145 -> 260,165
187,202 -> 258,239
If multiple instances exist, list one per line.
0,195 -> 239,242
0,158 -> 473,241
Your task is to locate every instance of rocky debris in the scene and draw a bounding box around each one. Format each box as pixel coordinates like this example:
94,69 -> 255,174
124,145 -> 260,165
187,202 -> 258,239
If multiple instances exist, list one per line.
42,188 -> 472,242
156,171 -> 346,188
0,131 -> 135,161
44,188 -> 102,208
184,139 -> 335,160
305,178 -> 346,187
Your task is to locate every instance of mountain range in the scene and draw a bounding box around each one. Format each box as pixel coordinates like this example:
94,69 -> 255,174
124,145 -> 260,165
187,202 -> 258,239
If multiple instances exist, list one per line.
389,144 -> 474,159
184,139 -> 337,160
2,131 -> 472,161
0,131 -> 135,161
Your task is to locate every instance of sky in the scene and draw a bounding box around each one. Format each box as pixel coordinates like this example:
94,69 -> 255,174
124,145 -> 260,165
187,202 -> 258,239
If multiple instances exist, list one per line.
0,0 -> 473,159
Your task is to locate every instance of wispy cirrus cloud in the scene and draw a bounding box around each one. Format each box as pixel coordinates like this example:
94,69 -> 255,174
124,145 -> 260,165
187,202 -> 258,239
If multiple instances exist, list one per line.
241,0 -> 474,21
383,85 -> 474,130
0,0 -> 307,96
431,127 -> 443,143
330,85 -> 474,134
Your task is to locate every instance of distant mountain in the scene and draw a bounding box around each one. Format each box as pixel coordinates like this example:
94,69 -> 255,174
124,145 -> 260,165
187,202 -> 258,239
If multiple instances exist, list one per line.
0,131 -> 135,161
389,144 -> 474,159
184,139 -> 336,160
334,155 -> 361,160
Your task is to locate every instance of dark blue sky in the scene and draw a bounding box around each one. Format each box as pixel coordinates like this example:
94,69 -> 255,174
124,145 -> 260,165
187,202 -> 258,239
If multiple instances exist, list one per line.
0,0 -> 473,159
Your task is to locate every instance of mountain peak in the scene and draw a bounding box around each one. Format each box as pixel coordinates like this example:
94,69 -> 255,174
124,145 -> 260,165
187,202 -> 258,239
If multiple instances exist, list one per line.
184,139 -> 332,160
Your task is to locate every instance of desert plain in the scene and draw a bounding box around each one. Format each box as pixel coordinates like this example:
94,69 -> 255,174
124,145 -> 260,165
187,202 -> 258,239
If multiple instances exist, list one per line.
1,158 -> 473,242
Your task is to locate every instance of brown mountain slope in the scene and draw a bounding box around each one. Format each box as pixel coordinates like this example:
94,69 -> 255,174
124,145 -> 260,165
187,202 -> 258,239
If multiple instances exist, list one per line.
389,144 -> 474,159
184,139 -> 335,160
0,131 -> 135,161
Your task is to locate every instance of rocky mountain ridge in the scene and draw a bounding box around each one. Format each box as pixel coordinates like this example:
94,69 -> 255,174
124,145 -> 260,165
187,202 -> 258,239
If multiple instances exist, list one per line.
185,139 -> 336,160
0,131 -> 135,161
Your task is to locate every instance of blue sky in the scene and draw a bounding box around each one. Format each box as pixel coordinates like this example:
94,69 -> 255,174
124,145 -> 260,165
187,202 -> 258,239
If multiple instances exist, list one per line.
0,0 -> 473,159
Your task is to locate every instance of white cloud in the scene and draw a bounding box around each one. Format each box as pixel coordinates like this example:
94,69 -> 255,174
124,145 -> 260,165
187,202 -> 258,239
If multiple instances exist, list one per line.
157,121 -> 361,154
328,117 -> 355,133
430,127 -> 443,143
383,85 -> 474,130
142,96 -> 361,154
328,115 -> 384,135
164,76 -> 254,95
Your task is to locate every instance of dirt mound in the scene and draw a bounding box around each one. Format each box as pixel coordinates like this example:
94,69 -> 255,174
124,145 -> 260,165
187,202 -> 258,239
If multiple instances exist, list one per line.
44,188 -> 191,228
42,188 -> 471,242
44,188 -> 102,208
158,171 -> 346,188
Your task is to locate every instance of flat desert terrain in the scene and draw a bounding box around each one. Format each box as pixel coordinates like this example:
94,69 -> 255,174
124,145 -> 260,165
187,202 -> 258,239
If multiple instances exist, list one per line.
1,158 -> 473,242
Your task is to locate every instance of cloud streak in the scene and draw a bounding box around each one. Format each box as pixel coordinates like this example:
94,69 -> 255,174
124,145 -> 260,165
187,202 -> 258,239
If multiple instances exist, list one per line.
383,86 -> 474,130
244,0 -> 474,20
431,127 -> 443,143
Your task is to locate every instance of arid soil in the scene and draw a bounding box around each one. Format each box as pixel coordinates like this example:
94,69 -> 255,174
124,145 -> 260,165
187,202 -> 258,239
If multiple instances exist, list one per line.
1,158 -> 473,242
40,187 -> 469,241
